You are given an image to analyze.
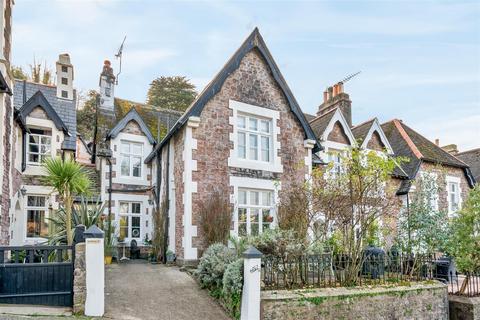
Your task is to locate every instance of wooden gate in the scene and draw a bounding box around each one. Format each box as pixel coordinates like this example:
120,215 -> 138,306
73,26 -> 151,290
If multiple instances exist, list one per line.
0,245 -> 74,307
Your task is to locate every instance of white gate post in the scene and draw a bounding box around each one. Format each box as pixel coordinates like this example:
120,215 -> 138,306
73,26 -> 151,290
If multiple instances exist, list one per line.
241,247 -> 262,320
83,225 -> 105,317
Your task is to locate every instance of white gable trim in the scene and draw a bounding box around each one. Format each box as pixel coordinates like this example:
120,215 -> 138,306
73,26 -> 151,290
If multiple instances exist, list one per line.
361,118 -> 394,154
322,109 -> 357,147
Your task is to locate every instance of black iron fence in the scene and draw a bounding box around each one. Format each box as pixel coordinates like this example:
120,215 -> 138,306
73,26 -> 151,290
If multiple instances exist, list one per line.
448,272 -> 480,297
262,253 -> 449,290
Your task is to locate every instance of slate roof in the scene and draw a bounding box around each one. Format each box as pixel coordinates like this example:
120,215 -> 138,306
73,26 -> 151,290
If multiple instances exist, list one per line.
14,80 -> 77,150
107,107 -> 156,144
351,119 -> 375,144
145,28 -> 321,163
303,113 -> 316,122
382,119 -> 475,193
309,108 -> 337,139
457,148 -> 480,183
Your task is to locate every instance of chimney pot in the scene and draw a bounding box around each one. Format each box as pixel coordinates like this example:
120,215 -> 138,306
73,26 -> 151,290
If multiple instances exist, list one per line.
328,86 -> 333,100
435,139 -> 439,146
338,82 -> 344,94
323,90 -> 328,103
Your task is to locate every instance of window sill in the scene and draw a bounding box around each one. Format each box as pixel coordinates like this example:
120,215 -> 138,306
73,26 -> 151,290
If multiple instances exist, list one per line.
228,158 -> 283,173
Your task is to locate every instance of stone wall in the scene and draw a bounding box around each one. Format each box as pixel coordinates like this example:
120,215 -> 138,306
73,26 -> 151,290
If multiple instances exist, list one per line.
261,282 -> 448,320
1,95 -> 13,245
327,121 -> 350,145
73,242 -> 86,314
449,294 -> 480,320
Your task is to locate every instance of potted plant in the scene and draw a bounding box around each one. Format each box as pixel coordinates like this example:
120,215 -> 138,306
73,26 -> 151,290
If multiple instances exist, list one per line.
166,250 -> 175,263
104,245 -> 114,265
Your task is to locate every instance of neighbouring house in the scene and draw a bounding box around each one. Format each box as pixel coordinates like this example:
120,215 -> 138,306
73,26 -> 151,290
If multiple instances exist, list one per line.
381,120 -> 475,217
9,54 -> 77,245
145,28 -> 320,265
0,0 -> 14,245
455,148 -> 480,184
81,60 -> 182,254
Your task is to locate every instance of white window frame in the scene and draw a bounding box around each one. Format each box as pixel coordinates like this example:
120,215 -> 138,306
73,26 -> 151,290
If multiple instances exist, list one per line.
237,188 -> 274,237
230,176 -> 280,239
228,100 -> 283,173
25,195 -> 49,239
120,140 -> 143,178
27,130 -> 52,165
118,201 -> 142,242
446,175 -> 462,216
237,114 -> 272,162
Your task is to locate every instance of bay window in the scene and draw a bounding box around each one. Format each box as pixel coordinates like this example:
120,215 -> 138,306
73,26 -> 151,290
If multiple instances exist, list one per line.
26,195 -> 48,238
120,141 -> 143,178
27,128 -> 52,165
237,114 -> 271,162
237,188 -> 274,236
119,202 -> 142,240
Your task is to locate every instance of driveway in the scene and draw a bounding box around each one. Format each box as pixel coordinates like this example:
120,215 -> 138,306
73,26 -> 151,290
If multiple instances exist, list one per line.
104,260 -> 230,320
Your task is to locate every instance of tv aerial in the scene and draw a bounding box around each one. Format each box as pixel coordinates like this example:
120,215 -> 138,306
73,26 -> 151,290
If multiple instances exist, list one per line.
115,36 -> 126,85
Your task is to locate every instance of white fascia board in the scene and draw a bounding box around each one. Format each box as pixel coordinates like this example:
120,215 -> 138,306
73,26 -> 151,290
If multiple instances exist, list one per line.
321,109 -> 357,147
361,118 -> 394,154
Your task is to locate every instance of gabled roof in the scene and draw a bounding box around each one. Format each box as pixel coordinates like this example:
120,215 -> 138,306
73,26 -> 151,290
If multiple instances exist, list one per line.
456,148 -> 480,184
382,119 -> 475,190
14,80 -> 77,150
15,90 -> 70,135
309,108 -> 356,146
352,117 -> 394,154
106,107 -> 156,144
145,28 -> 321,163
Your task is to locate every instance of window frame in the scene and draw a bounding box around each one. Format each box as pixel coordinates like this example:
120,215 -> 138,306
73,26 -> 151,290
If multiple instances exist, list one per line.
119,140 -> 143,178
26,130 -> 52,165
446,176 -> 462,216
228,100 -> 283,173
237,113 -> 272,162
118,201 -> 142,241
25,195 -> 49,239
237,188 -> 274,237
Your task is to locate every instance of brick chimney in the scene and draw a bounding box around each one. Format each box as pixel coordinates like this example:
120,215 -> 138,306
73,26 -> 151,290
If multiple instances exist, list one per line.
317,81 -> 352,126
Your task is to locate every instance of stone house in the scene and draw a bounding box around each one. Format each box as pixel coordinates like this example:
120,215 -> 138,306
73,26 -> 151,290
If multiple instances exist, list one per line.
9,54 -> 77,245
144,28 -> 320,265
0,0 -> 14,245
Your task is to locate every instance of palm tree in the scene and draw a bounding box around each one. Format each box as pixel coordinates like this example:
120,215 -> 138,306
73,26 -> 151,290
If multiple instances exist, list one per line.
43,157 -> 91,245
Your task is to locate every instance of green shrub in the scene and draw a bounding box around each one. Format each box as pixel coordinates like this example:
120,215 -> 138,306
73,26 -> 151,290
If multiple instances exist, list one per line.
249,228 -> 306,259
197,243 -> 236,289
223,258 -> 244,319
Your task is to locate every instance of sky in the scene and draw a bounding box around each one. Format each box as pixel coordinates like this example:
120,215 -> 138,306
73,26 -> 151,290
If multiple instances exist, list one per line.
13,0 -> 480,150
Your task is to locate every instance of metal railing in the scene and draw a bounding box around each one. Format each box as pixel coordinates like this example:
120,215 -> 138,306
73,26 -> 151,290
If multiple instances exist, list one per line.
261,253 -> 443,290
448,272 -> 480,297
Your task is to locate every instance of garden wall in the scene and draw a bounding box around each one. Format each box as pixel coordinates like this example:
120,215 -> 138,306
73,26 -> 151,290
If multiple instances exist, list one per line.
261,282 -> 448,320
449,295 -> 480,320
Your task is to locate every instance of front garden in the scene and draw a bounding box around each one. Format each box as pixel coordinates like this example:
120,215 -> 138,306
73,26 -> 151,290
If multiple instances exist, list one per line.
194,148 -> 480,319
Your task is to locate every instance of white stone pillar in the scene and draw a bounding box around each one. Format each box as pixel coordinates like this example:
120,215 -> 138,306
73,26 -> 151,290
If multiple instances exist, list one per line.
241,247 -> 262,320
84,225 -> 105,317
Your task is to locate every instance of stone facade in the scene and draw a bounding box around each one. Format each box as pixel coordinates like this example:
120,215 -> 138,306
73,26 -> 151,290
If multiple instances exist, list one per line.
1,95 -> 13,245
73,242 -> 86,314
261,282 -> 448,320
173,49 -> 309,259
367,131 -> 385,151
173,128 -> 186,260
327,121 -> 350,145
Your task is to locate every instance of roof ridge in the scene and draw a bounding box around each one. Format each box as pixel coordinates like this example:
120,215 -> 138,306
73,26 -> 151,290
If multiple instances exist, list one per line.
14,78 -> 57,89
308,107 -> 337,123
457,147 -> 480,155
351,117 -> 376,129
400,121 -> 469,167
392,119 -> 423,159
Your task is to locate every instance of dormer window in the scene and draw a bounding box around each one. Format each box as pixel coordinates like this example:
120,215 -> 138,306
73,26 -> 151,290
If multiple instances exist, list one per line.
120,141 -> 143,178
27,128 -> 52,165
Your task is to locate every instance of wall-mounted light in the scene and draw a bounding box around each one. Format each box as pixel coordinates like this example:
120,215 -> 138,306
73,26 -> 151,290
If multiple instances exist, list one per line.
19,186 -> 27,197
